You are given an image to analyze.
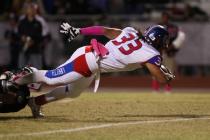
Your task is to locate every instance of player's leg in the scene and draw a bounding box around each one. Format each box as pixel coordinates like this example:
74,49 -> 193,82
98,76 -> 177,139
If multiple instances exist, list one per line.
28,75 -> 95,118
14,46 -> 98,86
151,77 -> 160,93
23,46 -> 97,118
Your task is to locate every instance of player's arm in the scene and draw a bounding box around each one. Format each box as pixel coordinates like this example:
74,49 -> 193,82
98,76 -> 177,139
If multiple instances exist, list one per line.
145,63 -> 174,84
144,55 -> 175,84
103,27 -> 122,39
60,22 -> 122,41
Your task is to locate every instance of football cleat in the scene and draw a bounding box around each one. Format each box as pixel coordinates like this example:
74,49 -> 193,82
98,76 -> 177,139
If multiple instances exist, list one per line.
28,97 -> 44,118
0,71 -> 15,80
22,66 -> 38,74
9,66 -> 34,82
10,67 -> 42,91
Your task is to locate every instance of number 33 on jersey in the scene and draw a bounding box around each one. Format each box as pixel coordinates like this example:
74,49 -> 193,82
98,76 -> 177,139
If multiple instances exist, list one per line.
105,27 -> 162,67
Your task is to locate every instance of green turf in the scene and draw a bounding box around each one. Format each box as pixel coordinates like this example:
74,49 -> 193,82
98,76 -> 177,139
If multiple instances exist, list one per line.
0,91 -> 210,140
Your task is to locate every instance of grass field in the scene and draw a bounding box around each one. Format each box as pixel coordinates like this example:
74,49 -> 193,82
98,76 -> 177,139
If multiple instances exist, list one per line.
1,90 -> 210,140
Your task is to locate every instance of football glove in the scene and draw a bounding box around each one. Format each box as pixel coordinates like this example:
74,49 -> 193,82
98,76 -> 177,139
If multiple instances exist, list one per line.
60,22 -> 80,42
160,65 -> 175,82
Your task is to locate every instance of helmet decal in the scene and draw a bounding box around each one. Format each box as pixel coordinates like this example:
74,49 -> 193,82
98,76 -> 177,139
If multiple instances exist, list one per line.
143,25 -> 169,50
149,33 -> 155,41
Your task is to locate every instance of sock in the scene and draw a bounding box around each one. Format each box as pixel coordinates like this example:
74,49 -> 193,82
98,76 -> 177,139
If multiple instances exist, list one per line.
152,79 -> 160,91
35,95 -> 47,106
164,84 -> 172,92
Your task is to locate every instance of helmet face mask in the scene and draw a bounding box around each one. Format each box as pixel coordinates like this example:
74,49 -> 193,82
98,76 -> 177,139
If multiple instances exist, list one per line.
143,25 -> 169,51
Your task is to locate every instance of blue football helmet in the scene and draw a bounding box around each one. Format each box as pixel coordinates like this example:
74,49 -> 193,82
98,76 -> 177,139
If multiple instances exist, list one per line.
143,25 -> 169,50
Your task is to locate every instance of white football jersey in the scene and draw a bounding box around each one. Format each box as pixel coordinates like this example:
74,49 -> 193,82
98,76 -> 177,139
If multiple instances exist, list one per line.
100,27 -> 161,73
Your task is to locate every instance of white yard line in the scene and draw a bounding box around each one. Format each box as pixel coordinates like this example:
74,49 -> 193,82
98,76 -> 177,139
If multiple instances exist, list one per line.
0,117 -> 210,138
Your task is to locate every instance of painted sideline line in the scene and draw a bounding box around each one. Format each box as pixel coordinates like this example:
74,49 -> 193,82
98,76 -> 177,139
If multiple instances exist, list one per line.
0,117 -> 210,137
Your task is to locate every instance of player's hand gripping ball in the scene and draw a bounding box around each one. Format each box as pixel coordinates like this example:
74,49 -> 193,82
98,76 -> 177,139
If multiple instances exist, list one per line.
160,65 -> 175,81
60,22 -> 80,42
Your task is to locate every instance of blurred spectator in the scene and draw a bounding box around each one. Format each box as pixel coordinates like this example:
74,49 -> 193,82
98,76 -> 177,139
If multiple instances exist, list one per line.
167,3 -> 209,21
34,3 -> 51,69
0,0 -> 41,18
18,2 -> 43,69
4,13 -> 20,70
183,3 -> 209,21
1,0 -> 208,22
152,12 -> 186,93
166,3 -> 186,21
11,0 -> 26,15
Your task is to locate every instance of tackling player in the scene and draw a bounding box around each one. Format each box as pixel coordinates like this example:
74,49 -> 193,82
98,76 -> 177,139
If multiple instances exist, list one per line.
7,24 -> 174,118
